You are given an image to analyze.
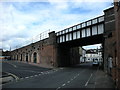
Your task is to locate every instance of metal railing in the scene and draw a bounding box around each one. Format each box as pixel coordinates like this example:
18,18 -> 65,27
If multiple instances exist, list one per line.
56,15 -> 104,36
12,30 -> 50,50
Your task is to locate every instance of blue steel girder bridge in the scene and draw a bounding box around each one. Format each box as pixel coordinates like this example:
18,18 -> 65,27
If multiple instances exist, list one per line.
56,15 -> 104,47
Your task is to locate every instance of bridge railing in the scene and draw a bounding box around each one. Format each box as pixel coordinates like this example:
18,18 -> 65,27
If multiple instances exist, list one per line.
13,30 -> 50,50
56,16 -> 104,36
56,16 -> 104,43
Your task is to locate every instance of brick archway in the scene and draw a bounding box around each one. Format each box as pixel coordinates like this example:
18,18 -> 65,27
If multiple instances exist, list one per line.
26,53 -> 28,62
33,52 -> 37,63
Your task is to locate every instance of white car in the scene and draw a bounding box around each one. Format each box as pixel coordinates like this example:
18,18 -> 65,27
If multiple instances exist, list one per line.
92,59 -> 99,66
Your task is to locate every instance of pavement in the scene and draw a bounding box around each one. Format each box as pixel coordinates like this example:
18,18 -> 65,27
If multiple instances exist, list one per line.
86,68 -> 115,88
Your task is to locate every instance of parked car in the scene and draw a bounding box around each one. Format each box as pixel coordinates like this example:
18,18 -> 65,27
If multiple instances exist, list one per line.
92,58 -> 99,66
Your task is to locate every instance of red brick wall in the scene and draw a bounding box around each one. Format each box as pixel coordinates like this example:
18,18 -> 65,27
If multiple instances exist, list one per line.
114,0 -> 120,89
40,45 -> 57,67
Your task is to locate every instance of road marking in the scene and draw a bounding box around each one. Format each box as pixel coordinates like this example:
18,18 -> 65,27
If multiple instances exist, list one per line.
56,87 -> 61,90
85,73 -> 93,86
6,72 -> 19,80
74,75 -> 78,79
35,75 -> 38,77
67,81 -> 70,83
62,83 -> 66,86
71,78 -> 73,81
94,82 -> 96,88
7,62 -> 17,68
30,76 -> 33,78
18,70 -> 41,73
60,68 -> 64,70
25,77 -> 29,79
39,74 -> 41,75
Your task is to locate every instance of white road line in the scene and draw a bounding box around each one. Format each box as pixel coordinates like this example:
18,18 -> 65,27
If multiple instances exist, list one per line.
62,83 -> 66,86
30,76 -> 33,78
7,72 -> 19,80
7,62 -> 17,68
67,81 -> 70,83
85,73 -> 93,86
39,74 -> 41,75
94,82 -> 96,88
19,70 -> 41,73
60,68 -> 63,69
56,87 -> 61,90
25,77 -> 29,79
35,75 -> 38,77
71,78 -> 73,81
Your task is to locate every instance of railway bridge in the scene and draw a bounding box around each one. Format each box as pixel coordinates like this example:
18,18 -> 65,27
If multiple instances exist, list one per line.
8,7 -> 115,68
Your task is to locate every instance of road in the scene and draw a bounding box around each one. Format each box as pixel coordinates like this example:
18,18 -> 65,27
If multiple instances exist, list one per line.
2,61 -> 51,78
2,61 -> 101,89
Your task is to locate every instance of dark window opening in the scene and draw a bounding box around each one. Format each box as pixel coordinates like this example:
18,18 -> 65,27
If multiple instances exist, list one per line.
33,52 -> 37,63
108,32 -> 112,38
26,53 -> 28,62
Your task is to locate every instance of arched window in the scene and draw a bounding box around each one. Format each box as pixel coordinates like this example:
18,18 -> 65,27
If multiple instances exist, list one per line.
33,52 -> 37,63
26,53 -> 28,62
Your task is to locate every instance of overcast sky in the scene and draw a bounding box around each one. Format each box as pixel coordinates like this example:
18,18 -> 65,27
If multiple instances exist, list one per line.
0,0 -> 113,51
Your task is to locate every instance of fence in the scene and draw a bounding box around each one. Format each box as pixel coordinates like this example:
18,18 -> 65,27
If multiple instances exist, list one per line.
13,30 -> 50,50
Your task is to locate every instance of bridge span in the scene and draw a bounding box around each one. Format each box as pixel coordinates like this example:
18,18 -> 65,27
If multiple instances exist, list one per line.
56,15 -> 104,47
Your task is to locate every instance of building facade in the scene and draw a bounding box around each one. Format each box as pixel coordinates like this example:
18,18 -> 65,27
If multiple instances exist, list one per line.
79,47 -> 86,63
114,0 -> 120,89
8,32 -> 80,68
85,49 -> 102,63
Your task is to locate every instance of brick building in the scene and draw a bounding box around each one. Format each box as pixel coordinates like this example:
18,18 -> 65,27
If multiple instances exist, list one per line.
114,0 -> 120,89
104,7 -> 116,76
103,3 -> 120,89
